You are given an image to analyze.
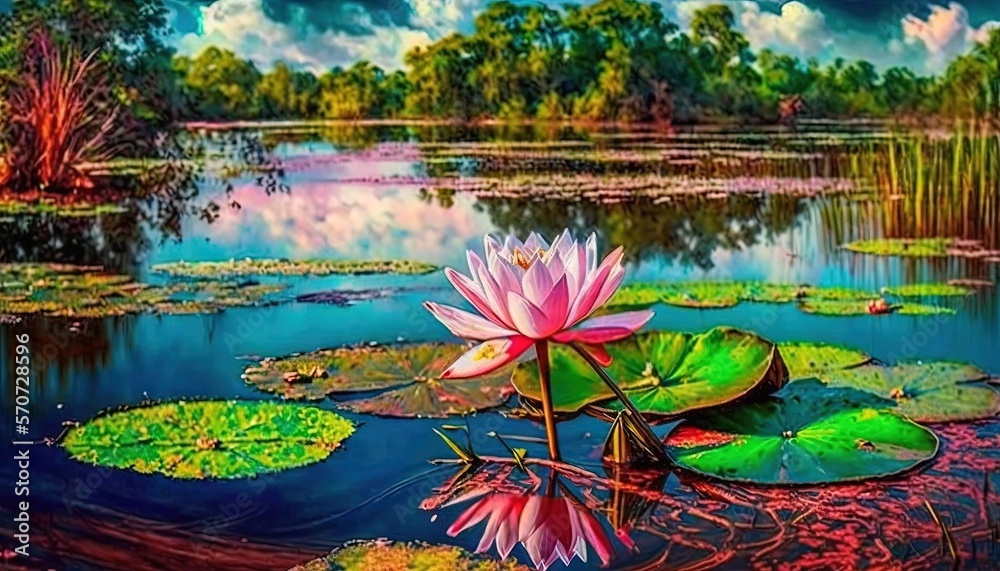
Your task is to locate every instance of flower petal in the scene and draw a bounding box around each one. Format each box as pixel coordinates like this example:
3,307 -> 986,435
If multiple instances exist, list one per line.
508,291 -> 564,339
425,302 -> 516,340
578,342 -> 612,367
445,268 -> 505,325
522,256 -> 555,306
568,246 -> 623,325
552,310 -> 653,344
441,336 -> 533,379
475,263 -> 515,328
447,496 -> 497,537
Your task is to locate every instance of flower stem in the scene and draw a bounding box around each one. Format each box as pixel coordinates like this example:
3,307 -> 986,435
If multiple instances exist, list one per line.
535,340 -> 562,462
569,342 -> 668,463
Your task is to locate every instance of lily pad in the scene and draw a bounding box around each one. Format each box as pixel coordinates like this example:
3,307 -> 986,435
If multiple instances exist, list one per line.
797,299 -> 956,317
243,343 -> 515,418
777,342 -> 871,379
843,238 -> 952,257
290,539 -> 529,571
61,400 -> 355,479
608,281 -> 870,311
151,258 -> 438,278
882,283 -> 973,297
513,327 -> 786,416
814,361 -> 1000,423
0,263 -> 286,317
0,198 -> 128,217
664,380 -> 939,485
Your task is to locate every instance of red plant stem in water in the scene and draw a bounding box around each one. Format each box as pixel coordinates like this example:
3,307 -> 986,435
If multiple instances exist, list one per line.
535,340 -> 562,462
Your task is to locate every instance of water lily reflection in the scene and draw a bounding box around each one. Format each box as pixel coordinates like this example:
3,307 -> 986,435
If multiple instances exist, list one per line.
447,479 -> 614,570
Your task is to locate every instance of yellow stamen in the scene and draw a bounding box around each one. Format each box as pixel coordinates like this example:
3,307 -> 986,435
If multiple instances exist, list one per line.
510,246 -> 547,270
473,344 -> 499,361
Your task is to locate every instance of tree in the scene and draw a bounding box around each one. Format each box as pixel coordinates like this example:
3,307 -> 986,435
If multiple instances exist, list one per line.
177,47 -> 262,119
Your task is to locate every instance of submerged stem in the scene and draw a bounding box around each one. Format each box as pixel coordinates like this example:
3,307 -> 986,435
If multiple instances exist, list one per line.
569,342 -> 669,464
535,340 -> 562,462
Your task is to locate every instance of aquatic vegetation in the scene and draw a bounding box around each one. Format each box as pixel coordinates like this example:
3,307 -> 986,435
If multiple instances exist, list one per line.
815,361 -> 1000,423
664,380 -> 939,484
242,343 -> 516,418
0,198 -> 127,218
0,263 -> 286,317
797,299 -> 955,317
1,33 -> 120,192
425,229 -> 661,463
61,400 -> 355,479
512,327 -> 786,417
843,237 -> 1000,259
295,288 -> 396,306
609,281 -> 954,317
290,539 -> 530,571
151,258 -> 439,278
777,341 -> 871,378
882,282 -> 974,297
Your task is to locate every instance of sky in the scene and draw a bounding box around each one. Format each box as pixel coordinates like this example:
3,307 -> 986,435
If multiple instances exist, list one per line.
4,0 -> 1000,74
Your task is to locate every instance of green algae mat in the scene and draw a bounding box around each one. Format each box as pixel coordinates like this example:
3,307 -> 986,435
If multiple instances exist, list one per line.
62,400 -> 355,479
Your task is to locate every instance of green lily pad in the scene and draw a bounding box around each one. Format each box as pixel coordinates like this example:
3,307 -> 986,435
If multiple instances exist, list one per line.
883,283 -> 973,297
843,238 -> 952,257
61,400 -> 355,479
0,263 -> 286,317
777,342 -> 871,379
814,361 -> 1000,423
608,281 -> 870,312
151,258 -> 438,278
243,343 -> 515,418
797,299 -> 955,317
513,327 -> 786,416
664,380 -> 939,485
290,540 -> 529,571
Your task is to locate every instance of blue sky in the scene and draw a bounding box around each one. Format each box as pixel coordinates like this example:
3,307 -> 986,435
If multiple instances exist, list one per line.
5,0 -> 1000,73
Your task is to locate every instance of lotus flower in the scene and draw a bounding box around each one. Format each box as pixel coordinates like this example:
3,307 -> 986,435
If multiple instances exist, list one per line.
425,230 -> 653,379
447,492 -> 613,570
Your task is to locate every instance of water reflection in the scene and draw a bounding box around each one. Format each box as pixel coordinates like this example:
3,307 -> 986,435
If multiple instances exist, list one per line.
444,471 -> 618,570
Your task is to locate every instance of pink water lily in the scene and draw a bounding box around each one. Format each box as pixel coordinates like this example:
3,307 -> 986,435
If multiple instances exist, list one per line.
447,492 -> 613,570
425,230 -> 653,380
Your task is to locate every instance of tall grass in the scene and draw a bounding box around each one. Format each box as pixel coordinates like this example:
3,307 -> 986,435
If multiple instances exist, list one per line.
850,122 -> 1000,247
0,32 -> 122,193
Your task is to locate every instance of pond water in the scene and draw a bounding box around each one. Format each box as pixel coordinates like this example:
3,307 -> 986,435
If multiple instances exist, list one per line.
2,124 -> 999,570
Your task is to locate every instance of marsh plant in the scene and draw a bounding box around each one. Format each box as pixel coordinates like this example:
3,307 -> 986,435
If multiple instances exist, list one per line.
424,229 -> 666,463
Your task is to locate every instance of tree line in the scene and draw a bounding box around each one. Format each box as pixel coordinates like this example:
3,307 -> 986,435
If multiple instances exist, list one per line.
2,0 -> 1000,130
170,0 -> 1000,123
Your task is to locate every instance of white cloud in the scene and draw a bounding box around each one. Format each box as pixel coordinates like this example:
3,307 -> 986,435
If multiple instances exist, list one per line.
175,0 -> 447,72
901,2 -> 1000,71
738,1 -> 833,59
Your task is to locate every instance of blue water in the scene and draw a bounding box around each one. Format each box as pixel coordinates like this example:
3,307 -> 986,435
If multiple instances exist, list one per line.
2,128 -> 999,571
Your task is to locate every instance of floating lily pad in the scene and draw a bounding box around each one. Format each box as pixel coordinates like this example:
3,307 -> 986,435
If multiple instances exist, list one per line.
513,327 -> 786,416
777,342 -> 871,379
243,343 -> 515,418
815,361 -> 1000,423
290,539 -> 529,571
843,238 -> 952,257
664,380 -> 939,485
0,198 -> 127,218
61,400 -> 355,479
797,299 -> 955,317
151,258 -> 438,278
0,263 -> 286,317
608,281 -> 870,312
883,283 -> 973,297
